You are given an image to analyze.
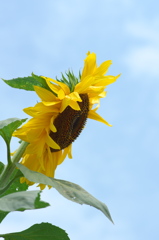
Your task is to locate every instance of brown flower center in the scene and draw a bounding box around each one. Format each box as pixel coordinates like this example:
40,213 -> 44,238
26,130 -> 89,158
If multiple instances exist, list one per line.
50,94 -> 89,152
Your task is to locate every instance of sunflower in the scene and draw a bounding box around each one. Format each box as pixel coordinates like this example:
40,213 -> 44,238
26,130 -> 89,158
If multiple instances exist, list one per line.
13,52 -> 120,189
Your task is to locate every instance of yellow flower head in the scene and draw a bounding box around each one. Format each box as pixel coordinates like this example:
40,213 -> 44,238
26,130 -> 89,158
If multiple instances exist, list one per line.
13,52 -> 120,189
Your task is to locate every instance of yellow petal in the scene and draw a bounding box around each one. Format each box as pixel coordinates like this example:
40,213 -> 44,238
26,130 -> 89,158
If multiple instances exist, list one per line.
69,100 -> 81,111
23,102 -> 59,117
67,144 -> 72,159
43,148 -> 56,177
98,91 -> 107,98
60,97 -> 81,112
81,52 -> 97,80
57,144 -> 72,165
50,79 -> 70,95
44,77 -> 70,95
87,86 -> 105,94
50,116 -> 57,132
45,135 -> 60,150
60,97 -> 70,112
88,110 -> 112,126
95,74 -> 121,86
94,60 -> 112,76
75,76 -> 94,93
69,92 -> 82,102
45,80 -> 60,94
42,100 -> 60,107
89,97 -> 100,105
34,86 -> 56,101
58,89 -> 65,100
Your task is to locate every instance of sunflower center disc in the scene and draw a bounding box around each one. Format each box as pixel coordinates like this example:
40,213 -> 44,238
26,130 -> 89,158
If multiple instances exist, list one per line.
50,94 -> 89,152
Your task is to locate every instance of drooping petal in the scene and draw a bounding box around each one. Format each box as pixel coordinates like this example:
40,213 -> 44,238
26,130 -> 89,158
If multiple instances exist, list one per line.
88,110 -> 112,126
50,116 -> 57,132
57,144 -> 73,165
67,144 -> 72,159
45,135 -> 60,150
69,100 -> 81,111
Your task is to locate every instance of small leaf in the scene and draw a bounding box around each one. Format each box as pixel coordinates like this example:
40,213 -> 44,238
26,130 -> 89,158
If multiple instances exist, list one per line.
0,118 -> 27,145
34,191 -> 50,210
0,190 -> 49,212
17,163 -> 113,223
2,74 -> 50,91
0,222 -> 70,240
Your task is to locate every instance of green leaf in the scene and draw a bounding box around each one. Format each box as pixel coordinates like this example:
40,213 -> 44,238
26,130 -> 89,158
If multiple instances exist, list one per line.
16,163 -> 113,223
34,191 -> 50,210
0,176 -> 49,222
0,118 -> 27,145
0,190 -> 49,212
0,222 -> 70,240
0,162 -> 5,174
0,175 -> 28,223
2,73 -> 50,91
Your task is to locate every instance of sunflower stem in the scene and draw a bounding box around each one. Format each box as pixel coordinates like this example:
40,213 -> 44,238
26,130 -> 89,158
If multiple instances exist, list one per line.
6,142 -> 11,166
0,141 -> 29,192
11,141 -> 29,164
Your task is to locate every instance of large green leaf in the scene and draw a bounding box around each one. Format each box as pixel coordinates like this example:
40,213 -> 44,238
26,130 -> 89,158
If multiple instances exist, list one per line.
0,190 -> 49,212
0,223 -> 70,240
2,73 -> 50,91
0,118 -> 26,145
16,163 -> 113,223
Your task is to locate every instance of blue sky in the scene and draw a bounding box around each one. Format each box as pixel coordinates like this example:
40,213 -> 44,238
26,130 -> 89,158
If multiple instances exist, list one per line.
0,0 -> 159,239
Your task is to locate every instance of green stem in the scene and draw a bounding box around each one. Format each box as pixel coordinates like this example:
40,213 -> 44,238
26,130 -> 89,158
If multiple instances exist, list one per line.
0,141 -> 29,191
6,141 -> 11,165
11,141 -> 29,164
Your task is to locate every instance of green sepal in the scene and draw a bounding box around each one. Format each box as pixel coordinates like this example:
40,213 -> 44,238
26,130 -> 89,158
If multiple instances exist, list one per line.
2,73 -> 50,91
17,163 -> 113,223
0,223 -> 70,240
0,118 -> 27,146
